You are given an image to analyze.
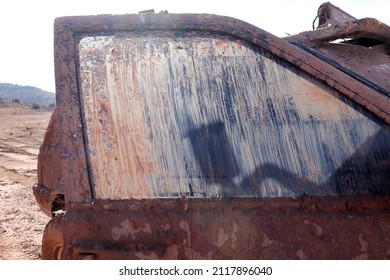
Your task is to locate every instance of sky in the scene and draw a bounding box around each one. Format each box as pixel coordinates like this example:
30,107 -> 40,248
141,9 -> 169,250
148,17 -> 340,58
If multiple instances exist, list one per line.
0,0 -> 389,93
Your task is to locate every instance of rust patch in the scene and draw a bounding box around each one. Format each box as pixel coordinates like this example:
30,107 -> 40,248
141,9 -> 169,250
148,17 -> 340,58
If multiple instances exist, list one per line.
296,250 -> 308,260
111,219 -> 152,241
315,2 -> 357,29
304,220 -> 323,236
316,44 -> 390,92
61,196 -> 390,259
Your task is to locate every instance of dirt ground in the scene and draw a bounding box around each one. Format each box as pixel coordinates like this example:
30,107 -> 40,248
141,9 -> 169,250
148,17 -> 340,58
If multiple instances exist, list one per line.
0,108 -> 52,260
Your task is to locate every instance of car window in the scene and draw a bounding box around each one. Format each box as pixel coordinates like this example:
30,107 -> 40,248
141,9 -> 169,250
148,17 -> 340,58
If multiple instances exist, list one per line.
77,31 -> 390,199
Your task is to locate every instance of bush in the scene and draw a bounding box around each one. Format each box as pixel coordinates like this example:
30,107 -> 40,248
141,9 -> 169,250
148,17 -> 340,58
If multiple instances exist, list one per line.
32,103 -> 40,110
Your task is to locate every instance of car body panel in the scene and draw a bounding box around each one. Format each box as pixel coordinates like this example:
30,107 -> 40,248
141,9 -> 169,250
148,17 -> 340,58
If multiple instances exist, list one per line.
33,5 -> 390,259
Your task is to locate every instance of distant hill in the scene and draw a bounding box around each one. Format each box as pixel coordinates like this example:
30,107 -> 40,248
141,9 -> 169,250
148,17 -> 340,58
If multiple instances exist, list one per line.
0,83 -> 55,106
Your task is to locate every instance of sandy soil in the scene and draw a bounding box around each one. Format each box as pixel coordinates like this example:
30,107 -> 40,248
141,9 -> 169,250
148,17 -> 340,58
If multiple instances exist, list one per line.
0,109 -> 52,260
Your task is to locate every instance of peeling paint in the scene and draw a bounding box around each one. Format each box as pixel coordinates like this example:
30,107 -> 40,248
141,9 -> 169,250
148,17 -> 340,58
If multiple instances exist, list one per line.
111,219 -> 151,241
231,222 -> 238,249
183,248 -> 214,260
165,245 -> 179,259
358,233 -> 368,252
63,196 -> 390,259
313,223 -> 323,236
354,253 -> 369,260
213,228 -> 229,247
134,252 -> 159,260
304,220 -> 323,235
261,231 -> 275,247
162,224 -> 171,230
297,250 -> 308,260
179,220 -> 192,248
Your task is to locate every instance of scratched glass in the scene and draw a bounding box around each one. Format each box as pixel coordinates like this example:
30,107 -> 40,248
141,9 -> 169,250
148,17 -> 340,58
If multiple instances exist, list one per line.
77,32 -> 390,199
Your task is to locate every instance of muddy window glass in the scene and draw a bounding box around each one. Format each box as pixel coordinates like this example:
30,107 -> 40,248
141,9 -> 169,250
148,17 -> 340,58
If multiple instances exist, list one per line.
77,32 -> 390,199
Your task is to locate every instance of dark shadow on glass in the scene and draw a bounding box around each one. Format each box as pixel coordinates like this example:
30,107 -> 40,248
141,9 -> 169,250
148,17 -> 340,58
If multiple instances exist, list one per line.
187,121 -> 239,183
187,122 -> 390,197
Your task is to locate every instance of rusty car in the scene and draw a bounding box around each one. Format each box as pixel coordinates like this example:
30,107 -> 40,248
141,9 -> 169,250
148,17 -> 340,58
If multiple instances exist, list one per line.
33,2 -> 390,259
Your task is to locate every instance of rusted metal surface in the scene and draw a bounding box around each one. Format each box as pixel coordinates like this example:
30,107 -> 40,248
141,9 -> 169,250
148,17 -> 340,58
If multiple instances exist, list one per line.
316,43 -> 390,93
285,5 -> 390,124
63,196 -> 390,260
286,17 -> 390,49
33,112 -> 66,216
314,2 -> 356,29
34,4 -> 390,259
